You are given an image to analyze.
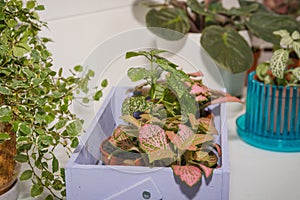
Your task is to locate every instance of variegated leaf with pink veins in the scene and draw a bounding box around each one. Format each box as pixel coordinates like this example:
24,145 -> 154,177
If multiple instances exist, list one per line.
166,124 -> 214,151
109,126 -> 134,151
139,124 -> 174,162
172,165 -> 202,187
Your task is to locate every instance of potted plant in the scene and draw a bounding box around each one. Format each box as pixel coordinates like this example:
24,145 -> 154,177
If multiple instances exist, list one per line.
143,0 -> 300,96
99,49 -> 242,189
0,0 -> 107,199
236,29 -> 300,152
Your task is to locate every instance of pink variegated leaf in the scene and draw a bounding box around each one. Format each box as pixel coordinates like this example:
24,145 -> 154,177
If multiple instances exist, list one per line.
190,84 -> 209,95
214,144 -> 222,157
203,91 -> 243,107
109,126 -> 134,150
199,115 -> 218,135
191,134 -> 214,146
139,124 -> 170,153
199,164 -> 214,179
188,71 -> 204,77
166,124 -> 198,151
172,165 -> 202,187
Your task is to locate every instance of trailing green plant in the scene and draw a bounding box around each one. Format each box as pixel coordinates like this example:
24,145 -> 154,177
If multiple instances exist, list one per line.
144,0 -> 300,73
0,0 -> 107,199
256,30 -> 300,86
101,49 -> 242,187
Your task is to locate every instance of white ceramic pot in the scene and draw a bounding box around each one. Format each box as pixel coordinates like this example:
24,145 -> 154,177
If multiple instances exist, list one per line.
0,180 -> 19,200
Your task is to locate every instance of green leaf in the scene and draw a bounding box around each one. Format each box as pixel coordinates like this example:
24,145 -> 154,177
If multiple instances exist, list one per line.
292,31 -> 300,40
0,133 -> 10,141
39,135 -> 53,145
101,79 -> 108,87
292,41 -> 300,59
45,195 -> 54,200
65,120 -> 83,136
55,120 -> 67,130
45,114 -> 55,124
256,62 -> 270,81
0,106 -> 11,117
146,8 -> 190,40
93,90 -> 103,101
26,1 -> 35,9
19,123 -> 32,135
31,183 -> 43,197
0,86 -> 11,95
292,68 -> 300,81
20,170 -> 33,181
127,67 -> 151,82
52,91 -> 64,98
35,5 -> 45,11
12,43 -> 31,57
15,154 -> 28,163
52,156 -> 59,173
200,26 -> 253,73
246,13 -> 300,44
71,137 -> 79,148
270,49 -> 289,79
73,65 -> 83,72
87,69 -> 94,77
187,0 -> 206,15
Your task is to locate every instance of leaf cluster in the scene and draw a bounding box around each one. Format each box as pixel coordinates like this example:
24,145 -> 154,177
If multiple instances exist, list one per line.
0,0 -> 107,199
256,30 -> 300,86
145,0 -> 300,73
105,49 -> 241,187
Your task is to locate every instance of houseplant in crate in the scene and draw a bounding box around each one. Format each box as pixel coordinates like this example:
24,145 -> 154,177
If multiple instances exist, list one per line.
99,49 -> 242,188
144,0 -> 300,96
236,29 -> 300,152
0,0 -> 107,199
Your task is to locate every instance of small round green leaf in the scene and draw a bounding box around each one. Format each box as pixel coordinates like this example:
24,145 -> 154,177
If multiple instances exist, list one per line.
31,183 -> 43,197
73,65 -> 83,72
20,170 -> 33,181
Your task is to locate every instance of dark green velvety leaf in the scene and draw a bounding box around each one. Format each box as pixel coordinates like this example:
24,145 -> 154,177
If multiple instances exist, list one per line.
45,195 -> 54,200
146,8 -> 190,40
200,26 -> 253,73
246,13 -> 300,45
71,137 -> 79,148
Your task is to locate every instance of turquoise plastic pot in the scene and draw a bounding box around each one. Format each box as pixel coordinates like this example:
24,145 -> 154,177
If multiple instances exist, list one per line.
236,72 -> 300,152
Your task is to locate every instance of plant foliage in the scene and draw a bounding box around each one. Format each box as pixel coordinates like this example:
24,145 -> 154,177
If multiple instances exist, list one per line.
256,30 -> 300,86
145,0 -> 300,73
103,49 -> 242,187
0,0 -> 107,199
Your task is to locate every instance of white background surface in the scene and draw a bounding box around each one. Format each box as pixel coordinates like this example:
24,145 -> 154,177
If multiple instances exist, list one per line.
17,0 -> 300,199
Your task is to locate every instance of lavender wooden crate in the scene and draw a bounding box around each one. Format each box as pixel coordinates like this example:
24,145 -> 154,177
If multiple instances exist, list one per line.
66,87 -> 229,200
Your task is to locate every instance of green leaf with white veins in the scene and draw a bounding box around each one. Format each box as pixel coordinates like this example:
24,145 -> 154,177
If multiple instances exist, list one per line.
270,49 -> 289,79
293,68 -> 300,81
292,41 -> 300,59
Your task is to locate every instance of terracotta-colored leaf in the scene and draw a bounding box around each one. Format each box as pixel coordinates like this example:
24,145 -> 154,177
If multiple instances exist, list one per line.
199,164 -> 214,179
172,165 -> 202,187
139,124 -> 170,153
